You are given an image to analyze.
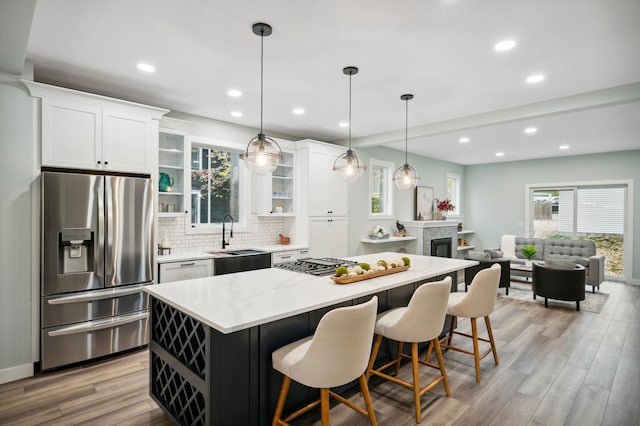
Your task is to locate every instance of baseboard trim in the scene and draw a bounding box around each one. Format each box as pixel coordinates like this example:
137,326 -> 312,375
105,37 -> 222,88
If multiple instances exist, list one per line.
0,363 -> 34,385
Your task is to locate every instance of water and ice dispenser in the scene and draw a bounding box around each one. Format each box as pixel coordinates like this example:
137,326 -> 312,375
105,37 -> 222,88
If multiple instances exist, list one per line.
59,228 -> 94,274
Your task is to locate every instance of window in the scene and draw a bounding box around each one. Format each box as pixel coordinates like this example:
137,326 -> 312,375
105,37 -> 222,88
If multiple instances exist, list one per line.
189,138 -> 248,232
446,173 -> 461,217
369,159 -> 394,219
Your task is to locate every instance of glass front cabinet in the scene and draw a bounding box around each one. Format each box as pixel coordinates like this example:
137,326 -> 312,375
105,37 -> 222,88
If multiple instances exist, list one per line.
252,150 -> 295,216
158,130 -> 186,217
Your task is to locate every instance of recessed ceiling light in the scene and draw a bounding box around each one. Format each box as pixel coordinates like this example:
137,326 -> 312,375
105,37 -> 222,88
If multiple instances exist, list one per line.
292,108 -> 305,115
230,111 -> 242,117
526,74 -> 545,84
137,63 -> 156,73
496,152 -> 505,157
494,40 -> 517,52
559,144 -> 570,150
524,127 -> 537,134
459,137 -> 470,143
339,122 -> 349,128
228,89 -> 242,97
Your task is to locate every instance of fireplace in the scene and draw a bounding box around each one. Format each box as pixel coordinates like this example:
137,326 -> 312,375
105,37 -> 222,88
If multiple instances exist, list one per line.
431,237 -> 452,258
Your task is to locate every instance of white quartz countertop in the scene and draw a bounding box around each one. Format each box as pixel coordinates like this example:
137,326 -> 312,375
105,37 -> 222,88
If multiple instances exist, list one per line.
157,244 -> 308,264
146,252 -> 477,334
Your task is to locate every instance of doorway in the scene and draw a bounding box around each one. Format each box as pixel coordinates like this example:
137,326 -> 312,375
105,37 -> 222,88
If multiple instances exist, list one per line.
526,182 -> 631,282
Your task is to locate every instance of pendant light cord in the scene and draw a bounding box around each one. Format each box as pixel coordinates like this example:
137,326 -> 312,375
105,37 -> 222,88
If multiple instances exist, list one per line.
348,72 -> 352,150
405,98 -> 408,164
259,30 -> 264,134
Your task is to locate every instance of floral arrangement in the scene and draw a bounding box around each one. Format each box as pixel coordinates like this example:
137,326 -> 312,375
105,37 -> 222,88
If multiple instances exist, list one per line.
435,198 -> 455,212
372,225 -> 387,236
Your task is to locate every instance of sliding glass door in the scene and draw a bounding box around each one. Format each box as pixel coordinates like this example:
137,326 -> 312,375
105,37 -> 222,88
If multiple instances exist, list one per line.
529,185 -> 626,279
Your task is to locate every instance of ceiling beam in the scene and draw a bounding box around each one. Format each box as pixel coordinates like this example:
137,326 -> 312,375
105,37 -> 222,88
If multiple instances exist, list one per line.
0,0 -> 37,75
349,82 -> 640,148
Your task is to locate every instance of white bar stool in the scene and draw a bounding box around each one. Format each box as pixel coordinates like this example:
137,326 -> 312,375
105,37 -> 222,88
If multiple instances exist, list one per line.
365,278 -> 451,424
271,296 -> 378,426
438,263 -> 500,382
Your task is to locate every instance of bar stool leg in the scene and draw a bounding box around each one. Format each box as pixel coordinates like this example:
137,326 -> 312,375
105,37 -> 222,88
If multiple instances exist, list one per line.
395,341 -> 404,375
320,388 -> 330,426
358,374 -> 378,426
410,342 -> 422,423
424,340 -> 434,363
447,316 -> 457,346
484,316 -> 499,365
272,376 -> 291,426
471,318 -> 481,383
433,338 -> 451,396
366,335 -> 383,382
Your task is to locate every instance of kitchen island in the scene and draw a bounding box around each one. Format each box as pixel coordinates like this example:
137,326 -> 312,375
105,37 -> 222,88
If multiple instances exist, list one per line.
145,252 -> 476,425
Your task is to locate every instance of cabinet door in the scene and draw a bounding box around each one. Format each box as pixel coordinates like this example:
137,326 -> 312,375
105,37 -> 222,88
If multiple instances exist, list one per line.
158,259 -> 213,283
308,149 -> 347,217
309,217 -> 347,258
41,98 -> 102,169
103,110 -> 152,173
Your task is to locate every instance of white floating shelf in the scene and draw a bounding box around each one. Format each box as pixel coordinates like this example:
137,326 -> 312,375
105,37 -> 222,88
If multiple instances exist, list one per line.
159,164 -> 183,169
361,236 -> 417,244
158,192 -> 183,196
456,245 -> 476,251
457,230 -> 475,235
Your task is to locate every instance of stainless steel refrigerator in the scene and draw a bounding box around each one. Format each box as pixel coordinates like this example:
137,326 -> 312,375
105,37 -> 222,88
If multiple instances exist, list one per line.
41,171 -> 154,370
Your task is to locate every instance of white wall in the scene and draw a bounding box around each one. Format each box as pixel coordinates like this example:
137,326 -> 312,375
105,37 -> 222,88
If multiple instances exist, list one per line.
348,146 -> 465,255
464,150 -> 640,282
0,73 -> 38,383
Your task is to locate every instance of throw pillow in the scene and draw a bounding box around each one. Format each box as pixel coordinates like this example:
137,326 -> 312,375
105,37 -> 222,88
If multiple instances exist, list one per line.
467,251 -> 490,261
500,235 -> 516,259
484,249 -> 504,258
544,259 -> 576,270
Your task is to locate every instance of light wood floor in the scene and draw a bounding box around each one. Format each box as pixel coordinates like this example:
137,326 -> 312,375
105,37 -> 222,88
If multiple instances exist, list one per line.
1,281 -> 638,425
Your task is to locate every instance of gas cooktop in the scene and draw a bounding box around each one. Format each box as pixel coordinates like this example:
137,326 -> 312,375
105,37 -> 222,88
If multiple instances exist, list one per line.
275,257 -> 359,277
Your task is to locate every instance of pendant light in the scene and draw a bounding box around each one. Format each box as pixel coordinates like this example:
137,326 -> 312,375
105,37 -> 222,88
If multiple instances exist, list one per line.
393,94 -> 420,190
333,66 -> 366,182
240,23 -> 283,175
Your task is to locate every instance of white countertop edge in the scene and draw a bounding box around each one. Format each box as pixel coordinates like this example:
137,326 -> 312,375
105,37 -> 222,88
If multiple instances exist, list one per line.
146,254 -> 478,334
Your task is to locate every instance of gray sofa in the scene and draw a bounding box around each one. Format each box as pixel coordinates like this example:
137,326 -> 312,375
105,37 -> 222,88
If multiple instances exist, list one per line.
488,237 -> 605,292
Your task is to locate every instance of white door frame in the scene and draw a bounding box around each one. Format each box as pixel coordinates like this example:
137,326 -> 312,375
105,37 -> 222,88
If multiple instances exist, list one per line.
525,179 -> 635,284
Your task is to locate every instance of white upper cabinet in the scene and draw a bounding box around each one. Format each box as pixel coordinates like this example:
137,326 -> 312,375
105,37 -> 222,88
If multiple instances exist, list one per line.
307,145 -> 348,217
102,109 -> 154,173
253,150 -> 296,216
41,98 -> 102,169
23,81 -> 168,174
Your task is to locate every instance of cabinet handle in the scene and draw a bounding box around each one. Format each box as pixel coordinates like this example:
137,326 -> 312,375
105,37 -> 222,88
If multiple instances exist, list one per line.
185,210 -> 189,214
279,255 -> 292,259
104,161 -> 109,165
97,161 -> 101,165
180,262 -> 196,267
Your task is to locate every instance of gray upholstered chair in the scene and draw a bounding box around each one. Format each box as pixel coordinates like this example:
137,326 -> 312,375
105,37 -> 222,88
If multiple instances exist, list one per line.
366,278 -> 451,424
532,261 -> 586,311
271,296 -> 378,426
464,258 -> 511,295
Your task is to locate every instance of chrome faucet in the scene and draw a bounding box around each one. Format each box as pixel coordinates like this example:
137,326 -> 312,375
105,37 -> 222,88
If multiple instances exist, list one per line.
222,214 -> 234,249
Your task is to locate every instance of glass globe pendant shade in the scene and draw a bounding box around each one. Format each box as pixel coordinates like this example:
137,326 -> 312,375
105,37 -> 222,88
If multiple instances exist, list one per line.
333,149 -> 365,183
239,133 -> 283,175
393,163 -> 420,190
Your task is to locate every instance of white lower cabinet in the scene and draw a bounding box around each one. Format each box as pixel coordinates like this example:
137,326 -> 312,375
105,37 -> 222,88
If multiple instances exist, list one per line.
271,250 -> 298,265
309,217 -> 347,259
158,259 -> 213,283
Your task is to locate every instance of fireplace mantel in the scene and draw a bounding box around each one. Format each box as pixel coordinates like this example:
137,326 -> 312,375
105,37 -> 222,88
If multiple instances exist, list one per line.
403,220 -> 460,228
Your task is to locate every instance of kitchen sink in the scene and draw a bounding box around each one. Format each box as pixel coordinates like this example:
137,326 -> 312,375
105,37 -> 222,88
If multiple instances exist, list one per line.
226,249 -> 266,256
209,249 -> 271,276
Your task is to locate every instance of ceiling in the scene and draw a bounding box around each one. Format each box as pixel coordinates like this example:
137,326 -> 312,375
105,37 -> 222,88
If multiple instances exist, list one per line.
22,0 -> 640,165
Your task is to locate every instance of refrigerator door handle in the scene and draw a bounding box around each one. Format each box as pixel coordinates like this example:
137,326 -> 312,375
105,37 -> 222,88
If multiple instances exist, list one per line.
47,312 -> 149,337
47,285 -> 147,305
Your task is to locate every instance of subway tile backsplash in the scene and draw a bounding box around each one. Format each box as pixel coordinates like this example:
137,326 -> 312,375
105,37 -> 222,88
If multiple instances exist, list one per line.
158,215 -> 285,252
